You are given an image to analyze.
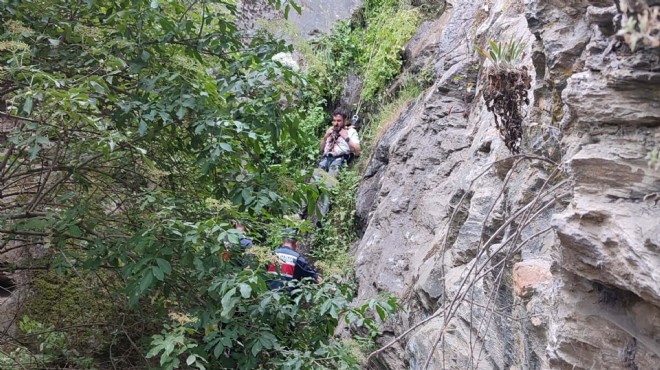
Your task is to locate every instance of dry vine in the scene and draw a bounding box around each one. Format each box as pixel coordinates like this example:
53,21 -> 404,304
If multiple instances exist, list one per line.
366,155 -> 569,369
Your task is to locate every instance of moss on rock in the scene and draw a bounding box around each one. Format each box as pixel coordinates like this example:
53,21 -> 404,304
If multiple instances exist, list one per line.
22,269 -> 119,356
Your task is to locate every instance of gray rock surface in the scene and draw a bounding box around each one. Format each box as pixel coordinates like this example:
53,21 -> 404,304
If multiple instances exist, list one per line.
352,0 -> 660,369
238,0 -> 362,37
288,0 -> 362,37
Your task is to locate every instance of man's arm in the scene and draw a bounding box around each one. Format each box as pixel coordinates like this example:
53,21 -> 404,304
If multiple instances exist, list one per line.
347,129 -> 360,156
294,256 -> 319,282
320,127 -> 333,153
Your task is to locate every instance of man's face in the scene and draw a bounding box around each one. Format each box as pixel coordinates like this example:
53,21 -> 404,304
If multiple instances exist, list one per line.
332,114 -> 346,129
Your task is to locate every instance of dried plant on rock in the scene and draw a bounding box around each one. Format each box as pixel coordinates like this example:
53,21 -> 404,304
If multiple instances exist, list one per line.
616,2 -> 660,51
477,39 -> 531,154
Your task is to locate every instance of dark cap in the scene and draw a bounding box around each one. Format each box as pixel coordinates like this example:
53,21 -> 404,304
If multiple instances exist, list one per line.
281,228 -> 299,241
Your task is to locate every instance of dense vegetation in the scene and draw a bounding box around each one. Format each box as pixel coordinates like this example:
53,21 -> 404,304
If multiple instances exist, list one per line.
0,0 -> 420,368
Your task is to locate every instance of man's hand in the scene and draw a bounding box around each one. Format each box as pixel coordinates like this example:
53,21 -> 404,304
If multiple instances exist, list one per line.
324,127 -> 334,138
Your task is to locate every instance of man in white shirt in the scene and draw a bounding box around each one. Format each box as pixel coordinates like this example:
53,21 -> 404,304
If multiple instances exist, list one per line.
318,108 -> 360,177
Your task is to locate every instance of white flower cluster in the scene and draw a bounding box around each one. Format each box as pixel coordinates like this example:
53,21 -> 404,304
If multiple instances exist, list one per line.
272,52 -> 300,72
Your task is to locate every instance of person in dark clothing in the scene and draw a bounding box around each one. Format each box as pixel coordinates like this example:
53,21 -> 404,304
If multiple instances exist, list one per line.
234,221 -> 253,249
222,221 -> 253,264
267,228 -> 319,290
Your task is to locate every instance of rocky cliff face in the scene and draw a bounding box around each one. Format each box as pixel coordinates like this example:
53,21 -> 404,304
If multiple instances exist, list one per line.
353,0 -> 659,369
238,0 -> 362,37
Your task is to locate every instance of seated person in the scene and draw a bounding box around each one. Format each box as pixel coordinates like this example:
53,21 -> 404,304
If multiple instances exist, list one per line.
267,228 -> 319,290
319,107 -> 360,177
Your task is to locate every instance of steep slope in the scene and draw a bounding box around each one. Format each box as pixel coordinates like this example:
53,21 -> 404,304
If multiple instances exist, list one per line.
354,0 -> 659,369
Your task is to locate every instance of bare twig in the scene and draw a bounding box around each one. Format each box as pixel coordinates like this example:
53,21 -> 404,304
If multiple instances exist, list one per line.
370,156 -> 565,367
28,142 -> 61,213
470,168 -> 563,367
0,112 -> 42,124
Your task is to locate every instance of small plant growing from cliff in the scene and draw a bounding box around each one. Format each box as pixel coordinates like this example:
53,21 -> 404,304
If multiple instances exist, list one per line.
477,39 -> 526,70
477,38 -> 531,154
616,3 -> 660,51
647,147 -> 660,170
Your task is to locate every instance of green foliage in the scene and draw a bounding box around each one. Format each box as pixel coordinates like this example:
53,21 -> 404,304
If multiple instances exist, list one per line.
300,0 -> 420,104
0,0 -> 376,368
147,325 -> 207,370
0,317 -> 94,369
263,102 -> 329,170
416,62 -> 437,88
359,5 -> 421,102
143,275 -> 395,369
0,0 -> 407,367
477,38 -> 527,70
345,294 -> 400,339
361,0 -> 403,21
309,170 -> 360,278
308,21 -> 361,101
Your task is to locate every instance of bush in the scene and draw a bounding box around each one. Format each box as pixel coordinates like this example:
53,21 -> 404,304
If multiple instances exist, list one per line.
310,169 -> 361,278
0,317 -> 95,369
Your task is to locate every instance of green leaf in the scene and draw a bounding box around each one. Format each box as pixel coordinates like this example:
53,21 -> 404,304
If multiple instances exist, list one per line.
139,270 -> 154,293
28,144 -> 41,159
476,46 -> 488,59
291,1 -> 302,15
19,217 -> 49,231
489,50 -> 497,63
35,136 -> 50,145
220,288 -> 237,318
213,342 -> 224,358
375,304 -> 386,321
156,258 -> 172,274
239,283 -> 251,298
153,266 -> 164,281
68,224 -> 82,237
488,39 -> 499,55
319,299 -> 331,316
22,97 -> 33,115
176,106 -> 186,119
329,303 -> 338,319
193,257 -> 205,272
138,120 -> 148,136
146,343 -> 165,358
89,81 -> 105,94
251,340 -> 262,356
